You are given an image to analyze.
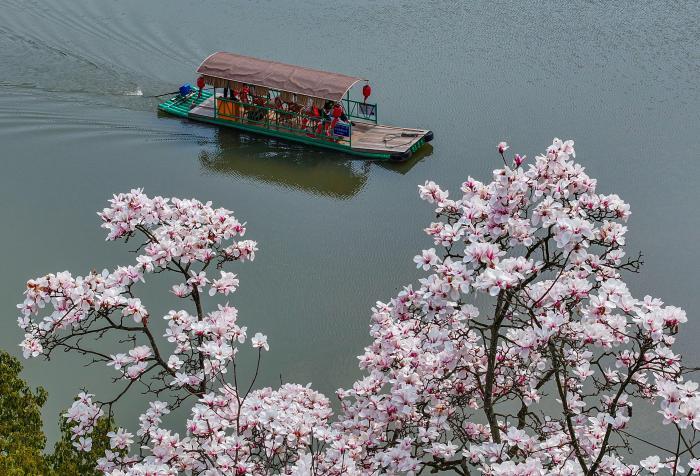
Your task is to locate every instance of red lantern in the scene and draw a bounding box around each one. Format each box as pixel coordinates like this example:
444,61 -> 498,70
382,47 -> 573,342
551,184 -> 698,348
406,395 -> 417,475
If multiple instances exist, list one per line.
332,104 -> 342,119
196,76 -> 206,89
362,84 -> 372,102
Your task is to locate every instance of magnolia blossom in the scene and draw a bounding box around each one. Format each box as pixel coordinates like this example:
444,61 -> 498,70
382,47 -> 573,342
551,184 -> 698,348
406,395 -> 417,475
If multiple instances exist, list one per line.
107,428 -> 134,450
19,333 -> 42,358
73,436 -> 93,452
413,248 -> 440,270
208,270 -> 239,296
251,332 -> 269,351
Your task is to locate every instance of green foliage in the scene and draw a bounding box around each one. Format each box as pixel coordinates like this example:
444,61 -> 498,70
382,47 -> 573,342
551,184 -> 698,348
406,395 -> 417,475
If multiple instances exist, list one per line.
0,351 -> 49,476
47,416 -> 114,476
0,350 -> 113,475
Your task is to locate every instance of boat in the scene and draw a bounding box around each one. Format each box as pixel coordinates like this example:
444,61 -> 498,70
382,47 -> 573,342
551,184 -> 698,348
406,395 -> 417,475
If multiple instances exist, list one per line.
158,52 -> 433,161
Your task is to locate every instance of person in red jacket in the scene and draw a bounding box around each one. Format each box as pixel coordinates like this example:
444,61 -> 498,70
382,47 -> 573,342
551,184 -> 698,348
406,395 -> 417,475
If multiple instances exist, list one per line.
196,76 -> 206,99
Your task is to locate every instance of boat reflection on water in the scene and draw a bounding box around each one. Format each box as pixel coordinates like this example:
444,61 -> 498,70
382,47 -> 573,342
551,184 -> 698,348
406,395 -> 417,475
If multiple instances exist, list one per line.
376,143 -> 434,175
197,126 -> 433,199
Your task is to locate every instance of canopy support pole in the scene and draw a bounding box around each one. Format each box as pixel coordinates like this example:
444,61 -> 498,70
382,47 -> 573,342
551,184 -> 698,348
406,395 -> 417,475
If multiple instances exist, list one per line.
347,90 -> 351,148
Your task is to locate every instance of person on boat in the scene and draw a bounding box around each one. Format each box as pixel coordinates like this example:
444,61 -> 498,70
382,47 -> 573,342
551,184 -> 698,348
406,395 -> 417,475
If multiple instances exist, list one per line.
321,101 -> 348,136
307,105 -> 321,137
322,100 -> 333,119
240,85 -> 250,103
273,96 -> 288,125
329,103 -> 350,142
317,101 -> 334,136
196,76 -> 206,99
336,103 -> 348,122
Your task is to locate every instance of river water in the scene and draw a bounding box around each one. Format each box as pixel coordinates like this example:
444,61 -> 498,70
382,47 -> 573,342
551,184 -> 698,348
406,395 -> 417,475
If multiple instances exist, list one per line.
1,0 -> 698,448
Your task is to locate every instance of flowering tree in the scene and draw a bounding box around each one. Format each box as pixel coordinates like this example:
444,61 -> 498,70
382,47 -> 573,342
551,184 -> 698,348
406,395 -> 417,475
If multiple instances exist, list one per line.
16,139 -> 700,475
330,139 -> 700,475
17,191 -> 332,475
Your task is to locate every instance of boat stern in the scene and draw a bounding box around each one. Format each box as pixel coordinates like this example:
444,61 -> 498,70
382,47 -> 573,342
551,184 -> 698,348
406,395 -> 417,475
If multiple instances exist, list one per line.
158,89 -> 214,118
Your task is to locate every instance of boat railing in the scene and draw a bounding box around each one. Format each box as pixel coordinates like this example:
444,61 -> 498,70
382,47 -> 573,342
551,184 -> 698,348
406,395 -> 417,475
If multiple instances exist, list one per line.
342,97 -> 378,124
214,96 -> 354,148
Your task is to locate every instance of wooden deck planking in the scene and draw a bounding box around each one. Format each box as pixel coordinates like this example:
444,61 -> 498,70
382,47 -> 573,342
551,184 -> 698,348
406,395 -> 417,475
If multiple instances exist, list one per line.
350,123 -> 428,153
189,96 -> 216,118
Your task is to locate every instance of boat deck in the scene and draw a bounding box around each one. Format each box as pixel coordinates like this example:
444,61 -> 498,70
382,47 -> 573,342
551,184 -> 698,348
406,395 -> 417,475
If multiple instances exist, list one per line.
162,93 -> 432,160
158,89 -> 213,118
189,96 -> 217,118
349,122 -> 428,154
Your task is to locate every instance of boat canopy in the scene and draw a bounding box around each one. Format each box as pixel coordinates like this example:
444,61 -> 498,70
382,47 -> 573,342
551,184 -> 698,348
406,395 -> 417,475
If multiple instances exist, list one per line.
196,52 -> 365,103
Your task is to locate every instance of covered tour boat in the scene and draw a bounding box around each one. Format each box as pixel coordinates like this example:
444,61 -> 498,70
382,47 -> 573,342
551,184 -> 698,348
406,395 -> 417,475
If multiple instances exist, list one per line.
158,52 -> 433,161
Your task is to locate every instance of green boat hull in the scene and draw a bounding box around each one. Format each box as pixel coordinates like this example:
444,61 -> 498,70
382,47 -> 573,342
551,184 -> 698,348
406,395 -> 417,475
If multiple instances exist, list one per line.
158,92 -> 429,161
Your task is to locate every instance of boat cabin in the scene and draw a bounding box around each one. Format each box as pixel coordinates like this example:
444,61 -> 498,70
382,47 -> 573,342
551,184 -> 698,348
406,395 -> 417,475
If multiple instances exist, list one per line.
158,52 -> 433,161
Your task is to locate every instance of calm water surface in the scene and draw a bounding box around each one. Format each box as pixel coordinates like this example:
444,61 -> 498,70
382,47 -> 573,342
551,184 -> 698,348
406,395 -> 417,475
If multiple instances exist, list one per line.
1,0 -> 698,447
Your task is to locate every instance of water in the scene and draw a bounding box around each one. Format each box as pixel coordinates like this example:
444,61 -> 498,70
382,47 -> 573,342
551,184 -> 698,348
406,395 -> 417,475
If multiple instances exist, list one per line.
1,0 -> 698,449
